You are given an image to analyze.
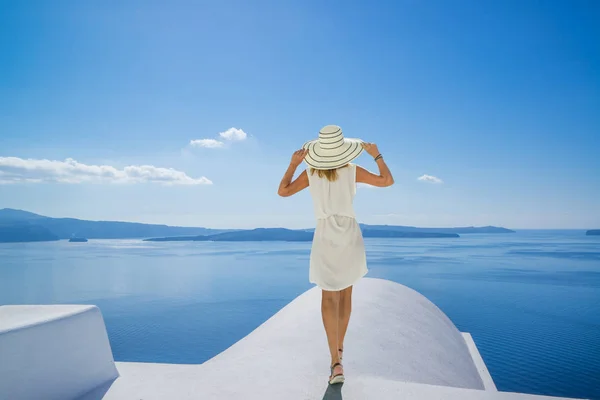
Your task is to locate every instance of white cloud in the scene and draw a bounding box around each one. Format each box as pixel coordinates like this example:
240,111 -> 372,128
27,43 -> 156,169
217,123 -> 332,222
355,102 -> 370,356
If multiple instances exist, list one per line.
189,139 -> 224,148
0,157 -> 212,185
418,174 -> 443,184
218,127 -> 247,141
188,127 -> 248,150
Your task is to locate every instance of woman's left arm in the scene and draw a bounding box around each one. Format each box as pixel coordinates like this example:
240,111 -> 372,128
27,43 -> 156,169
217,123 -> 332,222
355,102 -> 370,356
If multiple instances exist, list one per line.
278,149 -> 309,197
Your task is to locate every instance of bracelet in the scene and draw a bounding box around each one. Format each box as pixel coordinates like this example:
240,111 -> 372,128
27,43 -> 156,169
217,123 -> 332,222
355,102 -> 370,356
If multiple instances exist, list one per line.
374,154 -> 383,161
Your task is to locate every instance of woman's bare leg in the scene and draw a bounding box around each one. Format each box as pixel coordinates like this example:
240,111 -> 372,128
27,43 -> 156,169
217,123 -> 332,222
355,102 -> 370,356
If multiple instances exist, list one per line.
321,290 -> 343,376
338,286 -> 353,356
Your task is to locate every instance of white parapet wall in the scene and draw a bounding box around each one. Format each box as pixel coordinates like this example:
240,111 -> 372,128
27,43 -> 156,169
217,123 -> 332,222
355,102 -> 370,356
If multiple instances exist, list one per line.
463,332 -> 498,391
0,305 -> 119,400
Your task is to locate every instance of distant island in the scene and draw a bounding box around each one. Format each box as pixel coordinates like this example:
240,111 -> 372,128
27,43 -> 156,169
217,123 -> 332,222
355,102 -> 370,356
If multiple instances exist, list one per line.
299,224 -> 514,234
68,237 -> 88,243
145,228 -> 460,242
146,228 -> 313,242
0,223 -> 59,243
586,230 -> 600,236
359,224 -> 514,234
362,229 -> 459,238
0,208 -> 514,243
0,209 -> 229,243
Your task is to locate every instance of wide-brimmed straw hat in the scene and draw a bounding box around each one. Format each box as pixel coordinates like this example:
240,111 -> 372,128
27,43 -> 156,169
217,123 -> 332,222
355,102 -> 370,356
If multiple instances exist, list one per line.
302,125 -> 363,170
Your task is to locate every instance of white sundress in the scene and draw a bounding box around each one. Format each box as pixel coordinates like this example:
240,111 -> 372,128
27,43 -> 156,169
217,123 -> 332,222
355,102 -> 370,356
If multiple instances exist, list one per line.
306,163 -> 368,291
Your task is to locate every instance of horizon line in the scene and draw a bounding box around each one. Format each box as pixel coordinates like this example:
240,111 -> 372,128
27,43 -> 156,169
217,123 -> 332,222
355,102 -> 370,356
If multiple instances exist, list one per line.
0,208 -> 597,231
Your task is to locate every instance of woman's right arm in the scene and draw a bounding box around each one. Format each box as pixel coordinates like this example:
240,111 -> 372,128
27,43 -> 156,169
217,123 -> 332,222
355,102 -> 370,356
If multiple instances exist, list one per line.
356,143 -> 394,187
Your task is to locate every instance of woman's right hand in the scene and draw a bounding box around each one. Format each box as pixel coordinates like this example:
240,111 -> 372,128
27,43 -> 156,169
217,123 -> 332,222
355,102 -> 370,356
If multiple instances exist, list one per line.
290,148 -> 309,167
361,142 -> 380,158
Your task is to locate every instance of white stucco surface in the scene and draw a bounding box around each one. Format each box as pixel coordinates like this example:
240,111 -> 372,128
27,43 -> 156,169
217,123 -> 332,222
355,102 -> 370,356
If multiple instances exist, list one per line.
0,279 -> 582,400
97,278 -> 580,400
193,277 -> 486,390
464,332 -> 498,391
0,305 -> 118,400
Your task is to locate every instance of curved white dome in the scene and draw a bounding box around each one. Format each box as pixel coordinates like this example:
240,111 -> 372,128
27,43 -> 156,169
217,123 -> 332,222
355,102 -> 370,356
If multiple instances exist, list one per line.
200,277 -> 485,390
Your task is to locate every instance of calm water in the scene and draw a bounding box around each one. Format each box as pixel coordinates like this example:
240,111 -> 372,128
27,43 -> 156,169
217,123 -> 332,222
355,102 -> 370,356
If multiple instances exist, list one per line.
1,231 -> 599,399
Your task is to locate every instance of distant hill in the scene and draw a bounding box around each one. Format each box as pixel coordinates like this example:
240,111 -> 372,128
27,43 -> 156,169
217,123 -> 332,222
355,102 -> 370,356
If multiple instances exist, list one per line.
360,224 -> 514,234
0,208 -> 229,243
362,229 -> 458,238
0,223 -> 59,243
146,228 -> 314,242
586,230 -> 600,236
145,228 -> 459,242
301,224 -> 514,234
0,208 -> 514,243
0,209 -> 46,222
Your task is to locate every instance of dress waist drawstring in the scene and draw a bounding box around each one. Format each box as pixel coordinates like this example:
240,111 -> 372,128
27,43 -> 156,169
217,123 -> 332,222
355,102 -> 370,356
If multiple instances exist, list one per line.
316,213 -> 356,221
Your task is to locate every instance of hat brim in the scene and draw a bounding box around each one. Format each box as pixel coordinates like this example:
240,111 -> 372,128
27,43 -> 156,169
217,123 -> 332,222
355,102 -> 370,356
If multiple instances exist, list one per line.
302,138 -> 363,170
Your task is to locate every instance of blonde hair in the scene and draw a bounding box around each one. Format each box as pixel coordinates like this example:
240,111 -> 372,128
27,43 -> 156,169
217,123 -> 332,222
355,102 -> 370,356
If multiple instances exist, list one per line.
310,164 -> 349,182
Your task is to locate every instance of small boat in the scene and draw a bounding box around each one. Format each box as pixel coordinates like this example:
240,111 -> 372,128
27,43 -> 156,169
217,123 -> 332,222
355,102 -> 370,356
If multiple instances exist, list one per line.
68,237 -> 88,243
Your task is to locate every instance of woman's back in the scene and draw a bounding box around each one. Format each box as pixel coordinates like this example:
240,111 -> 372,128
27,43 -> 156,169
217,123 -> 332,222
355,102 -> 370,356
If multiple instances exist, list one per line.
306,163 -> 366,291
276,127 -> 394,384
307,164 -> 357,221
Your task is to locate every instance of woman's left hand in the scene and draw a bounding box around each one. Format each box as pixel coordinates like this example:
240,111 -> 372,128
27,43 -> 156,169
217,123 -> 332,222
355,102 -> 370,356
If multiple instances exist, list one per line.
290,149 -> 309,167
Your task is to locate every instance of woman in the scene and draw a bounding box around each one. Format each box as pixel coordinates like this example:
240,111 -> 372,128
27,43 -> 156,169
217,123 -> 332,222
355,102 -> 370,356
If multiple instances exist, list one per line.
277,124 -> 394,385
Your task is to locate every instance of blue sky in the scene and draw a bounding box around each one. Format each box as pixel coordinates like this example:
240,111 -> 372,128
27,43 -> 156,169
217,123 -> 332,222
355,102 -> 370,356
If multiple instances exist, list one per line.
1,0 -> 599,229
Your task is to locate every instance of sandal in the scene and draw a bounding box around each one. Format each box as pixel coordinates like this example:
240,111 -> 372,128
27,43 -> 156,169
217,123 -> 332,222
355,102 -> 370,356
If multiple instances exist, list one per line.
329,362 -> 345,385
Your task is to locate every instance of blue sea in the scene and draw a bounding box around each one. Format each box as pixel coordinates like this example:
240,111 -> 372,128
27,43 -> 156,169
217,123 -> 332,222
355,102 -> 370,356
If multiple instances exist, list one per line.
1,231 -> 599,399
